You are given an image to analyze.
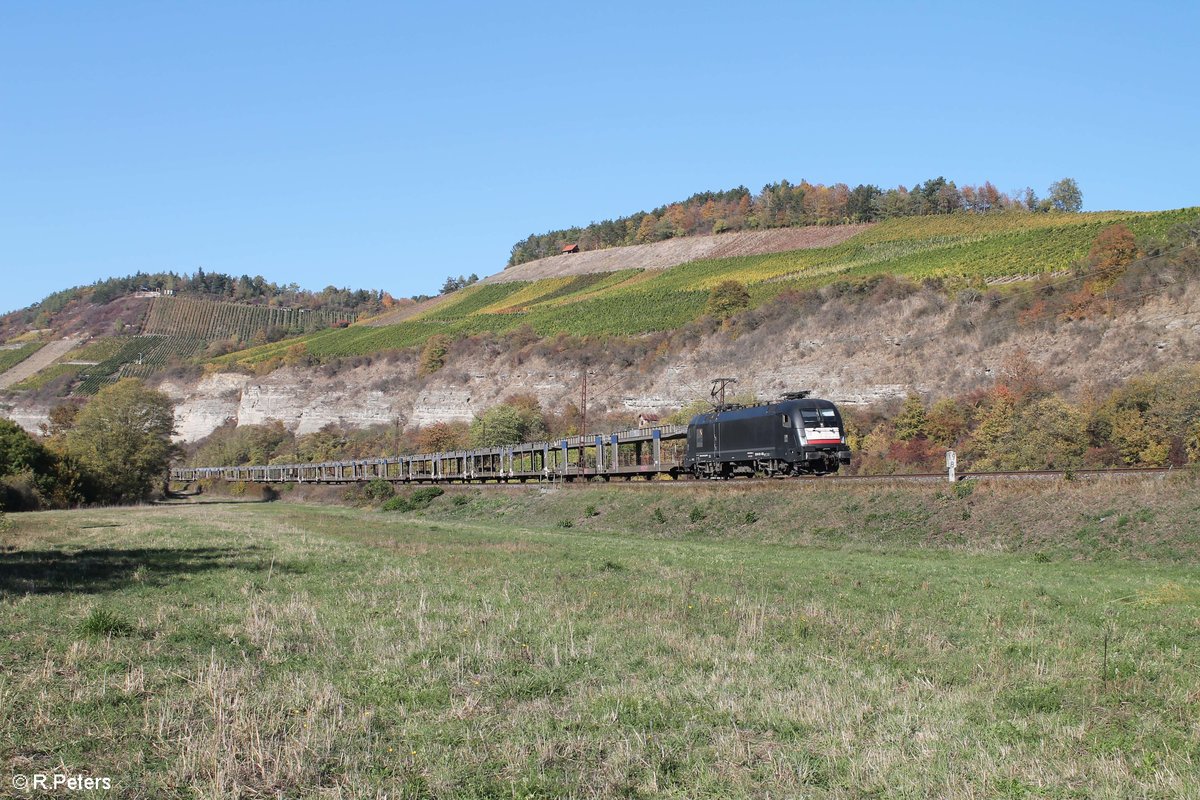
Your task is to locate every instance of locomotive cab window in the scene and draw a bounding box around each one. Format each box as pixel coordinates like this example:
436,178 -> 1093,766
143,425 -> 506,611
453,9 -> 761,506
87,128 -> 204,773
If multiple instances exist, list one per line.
800,410 -> 821,427
781,414 -> 790,427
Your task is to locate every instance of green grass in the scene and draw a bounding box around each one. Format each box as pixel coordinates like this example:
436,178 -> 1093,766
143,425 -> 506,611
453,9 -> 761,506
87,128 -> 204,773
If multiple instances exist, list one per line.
6,362 -> 85,391
476,270 -> 646,312
0,340 -> 45,373
411,282 -> 530,320
65,337 -> 135,363
3,476 -> 1199,798
212,207 -> 1199,365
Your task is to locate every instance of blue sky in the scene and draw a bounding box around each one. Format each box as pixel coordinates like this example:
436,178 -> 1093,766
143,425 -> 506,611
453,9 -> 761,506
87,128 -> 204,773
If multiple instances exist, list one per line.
2,1 -> 1198,314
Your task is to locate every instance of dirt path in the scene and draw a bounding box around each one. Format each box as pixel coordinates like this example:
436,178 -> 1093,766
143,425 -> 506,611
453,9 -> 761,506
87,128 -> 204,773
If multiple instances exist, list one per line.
359,293 -> 454,328
0,336 -> 85,389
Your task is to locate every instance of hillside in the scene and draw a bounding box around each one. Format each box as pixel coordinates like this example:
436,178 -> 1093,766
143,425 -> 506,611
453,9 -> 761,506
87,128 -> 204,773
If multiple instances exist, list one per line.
0,295 -> 353,399
490,225 -> 872,284
504,176 -> 1082,265
214,208 -> 1195,366
2,206 -> 1198,450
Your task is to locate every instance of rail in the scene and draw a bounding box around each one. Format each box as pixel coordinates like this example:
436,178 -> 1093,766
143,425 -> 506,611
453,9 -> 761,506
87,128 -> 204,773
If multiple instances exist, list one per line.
171,425 -> 1179,487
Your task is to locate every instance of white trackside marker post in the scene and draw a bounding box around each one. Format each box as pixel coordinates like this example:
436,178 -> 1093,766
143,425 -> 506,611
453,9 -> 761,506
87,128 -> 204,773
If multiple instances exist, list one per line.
946,450 -> 957,483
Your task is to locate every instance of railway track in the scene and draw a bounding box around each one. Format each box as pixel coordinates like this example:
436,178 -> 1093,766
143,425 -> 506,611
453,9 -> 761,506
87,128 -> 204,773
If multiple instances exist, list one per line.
508,467 -> 1178,488
171,463 -> 1178,489
171,421 -> 1181,488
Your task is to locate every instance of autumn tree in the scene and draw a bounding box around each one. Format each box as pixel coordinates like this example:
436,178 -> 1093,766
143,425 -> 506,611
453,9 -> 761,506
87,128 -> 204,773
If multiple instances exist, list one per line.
193,420 -> 293,467
1090,365 -> 1200,466
1186,419 -> 1200,465
1087,223 -> 1139,282
706,280 -> 750,320
415,421 -> 469,453
471,397 -> 548,447
419,334 -> 451,375
893,395 -> 928,441
40,402 -> 81,439
295,424 -> 348,463
996,351 -> 1049,401
63,379 -> 177,503
964,392 -> 1017,469
634,214 -> 658,243
1015,398 -> 1087,469
856,419 -> 899,474
925,397 -> 971,448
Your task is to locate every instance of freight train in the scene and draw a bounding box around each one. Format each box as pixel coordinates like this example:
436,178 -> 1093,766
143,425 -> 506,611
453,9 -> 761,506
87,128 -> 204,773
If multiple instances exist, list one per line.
171,392 -> 851,485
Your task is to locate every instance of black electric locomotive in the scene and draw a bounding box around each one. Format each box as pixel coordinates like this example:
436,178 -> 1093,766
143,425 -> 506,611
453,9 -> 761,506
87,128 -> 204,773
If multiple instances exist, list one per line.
683,393 -> 851,477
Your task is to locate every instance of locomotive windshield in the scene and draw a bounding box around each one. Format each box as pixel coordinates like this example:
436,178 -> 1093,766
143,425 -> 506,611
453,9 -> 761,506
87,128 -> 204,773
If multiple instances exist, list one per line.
799,408 -> 839,428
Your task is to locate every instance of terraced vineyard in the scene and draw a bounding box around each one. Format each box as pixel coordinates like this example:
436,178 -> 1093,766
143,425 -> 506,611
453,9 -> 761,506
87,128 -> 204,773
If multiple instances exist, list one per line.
212,207 -> 1197,366
143,297 -> 349,340
2,294 -> 367,394
74,335 -> 206,394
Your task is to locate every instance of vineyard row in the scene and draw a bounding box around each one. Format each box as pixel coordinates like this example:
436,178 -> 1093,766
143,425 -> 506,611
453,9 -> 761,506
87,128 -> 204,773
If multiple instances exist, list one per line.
143,297 -> 350,341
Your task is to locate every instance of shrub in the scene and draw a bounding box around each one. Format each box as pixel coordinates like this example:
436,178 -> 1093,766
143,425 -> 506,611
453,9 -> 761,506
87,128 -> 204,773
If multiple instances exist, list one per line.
0,472 -> 43,512
1087,223 -> 1139,283
689,506 -> 706,523
381,496 -> 414,513
557,519 -> 574,528
382,486 -> 444,513
363,478 -> 395,502
79,608 -> 135,637
651,507 -> 666,525
418,334 -> 450,375
411,487 -> 444,506
706,280 -> 750,320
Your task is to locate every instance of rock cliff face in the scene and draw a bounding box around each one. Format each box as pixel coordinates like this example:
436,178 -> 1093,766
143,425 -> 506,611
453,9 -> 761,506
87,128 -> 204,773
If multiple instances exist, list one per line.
174,281 -> 1200,441
5,281 -> 1198,443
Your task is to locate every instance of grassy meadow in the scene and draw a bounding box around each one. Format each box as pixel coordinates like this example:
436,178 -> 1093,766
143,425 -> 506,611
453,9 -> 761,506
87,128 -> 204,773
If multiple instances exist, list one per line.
2,477 -> 1199,798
